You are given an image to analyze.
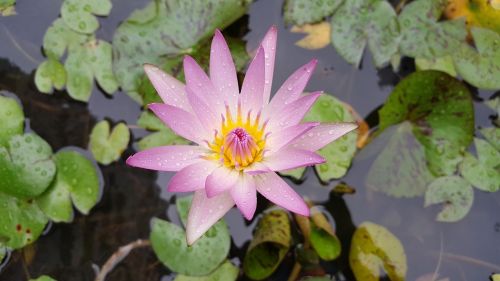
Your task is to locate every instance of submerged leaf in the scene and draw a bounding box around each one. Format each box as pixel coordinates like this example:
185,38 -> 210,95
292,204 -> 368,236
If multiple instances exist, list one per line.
424,176 -> 474,222
350,222 -> 407,281
61,0 -> 112,34
0,94 -> 24,147
0,133 -> 56,198
291,22 -> 331,50
112,0 -> 251,103
37,151 -> 101,222
0,193 -> 48,249
331,0 -> 400,67
174,261 -> 239,281
244,210 -> 291,280
89,121 -> 130,165
378,70 -> 474,176
366,122 -> 434,198
150,217 -> 230,276
284,0 -> 342,25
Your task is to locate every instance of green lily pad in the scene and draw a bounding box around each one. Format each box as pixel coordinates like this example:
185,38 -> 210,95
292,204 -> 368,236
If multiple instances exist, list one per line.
89,120 -> 130,165
425,176 -> 474,222
366,122 -> 435,198
243,210 -> 291,280
460,153 -> 499,192
0,193 -> 48,249
174,261 -> 239,281
474,137 -> 500,168
136,111 -> 189,151
29,276 -> 57,281
480,127 -> 500,151
37,150 -> 101,222
349,222 -> 407,281
150,217 -> 230,276
415,56 -> 457,77
0,133 -> 56,198
283,0 -> 342,25
378,70 -> 474,176
399,0 -> 467,59
35,58 -> 67,94
331,0 -> 400,67
309,215 -> 341,261
453,27 -> 500,90
492,274 -> 500,281
42,18 -> 88,60
175,195 -> 192,226
61,0 -> 112,34
65,39 -> 118,102
112,0 -> 251,103
0,0 -> 15,16
0,94 -> 24,147
281,94 -> 357,182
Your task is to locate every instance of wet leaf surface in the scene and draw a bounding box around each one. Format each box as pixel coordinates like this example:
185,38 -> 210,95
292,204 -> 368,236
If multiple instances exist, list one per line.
243,210 -> 291,280
424,176 -> 474,222
331,0 -> 399,67
173,260 -> 239,281
283,0 -> 342,26
89,121 -> 130,165
0,94 -> 24,147
0,193 -> 48,249
112,0 -> 251,103
378,70 -> 474,176
0,133 -> 56,198
150,217 -> 230,276
366,122 -> 434,198
61,0 -> 112,34
350,222 -> 407,281
37,150 -> 101,222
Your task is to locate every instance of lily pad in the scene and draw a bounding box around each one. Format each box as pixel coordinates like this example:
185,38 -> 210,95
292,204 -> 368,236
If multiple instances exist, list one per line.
37,150 -> 101,222
150,217 -> 230,276
89,120 -> 130,165
29,276 -> 57,281
349,222 -> 407,281
415,56 -> 457,77
243,210 -> 291,280
0,133 -> 56,198
399,0 -> 467,59
136,111 -> 190,151
425,176 -> 474,222
291,22 -> 331,50
0,0 -> 15,16
281,94 -> 357,182
42,18 -> 88,60
61,0 -> 112,34
453,27 -> 500,90
0,245 -> 6,262
283,0 -> 342,25
444,0 -> 500,33
0,94 -> 24,147
0,193 -> 48,249
378,70 -> 474,176
474,137 -> 500,168
35,58 -> 67,94
480,127 -> 500,151
174,261 -> 239,281
309,208 -> 341,261
331,0 -> 400,67
112,0 -> 251,103
366,122 -> 435,198
65,38 -> 118,101
459,137 -> 500,193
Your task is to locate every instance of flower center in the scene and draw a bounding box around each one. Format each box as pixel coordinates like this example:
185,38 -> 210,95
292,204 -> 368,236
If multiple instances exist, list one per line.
206,103 -> 267,170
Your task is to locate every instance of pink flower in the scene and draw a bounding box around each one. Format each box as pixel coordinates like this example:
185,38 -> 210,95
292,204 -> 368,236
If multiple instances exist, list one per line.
127,26 -> 357,244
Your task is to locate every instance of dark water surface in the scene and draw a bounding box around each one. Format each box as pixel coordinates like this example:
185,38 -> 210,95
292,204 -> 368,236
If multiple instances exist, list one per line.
0,0 -> 499,280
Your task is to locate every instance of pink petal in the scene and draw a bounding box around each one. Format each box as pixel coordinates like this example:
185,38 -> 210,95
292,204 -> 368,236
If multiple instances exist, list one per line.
244,162 -> 273,175
126,145 -> 205,171
185,86 -> 219,132
210,30 -> 238,109
183,56 -> 224,113
186,190 -> 234,245
290,123 -> 358,151
230,174 -> 257,220
148,103 -> 207,143
263,148 -> 325,171
268,92 -> 322,132
143,64 -> 191,112
205,166 -> 239,198
240,46 -> 265,113
255,172 -> 309,216
167,160 -> 218,192
260,26 -> 277,104
266,122 -> 319,153
267,59 -> 317,113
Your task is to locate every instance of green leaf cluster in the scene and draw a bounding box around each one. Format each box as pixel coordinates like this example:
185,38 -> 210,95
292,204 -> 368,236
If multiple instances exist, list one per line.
89,120 -> 130,165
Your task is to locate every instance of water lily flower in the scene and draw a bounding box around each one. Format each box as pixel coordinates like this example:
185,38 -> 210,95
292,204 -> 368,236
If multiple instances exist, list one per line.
127,26 -> 357,244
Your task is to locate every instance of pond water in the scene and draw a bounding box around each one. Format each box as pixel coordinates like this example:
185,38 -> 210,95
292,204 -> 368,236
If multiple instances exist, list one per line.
0,0 -> 499,280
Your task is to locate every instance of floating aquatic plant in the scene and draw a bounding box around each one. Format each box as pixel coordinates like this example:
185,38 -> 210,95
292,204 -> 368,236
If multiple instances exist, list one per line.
126,27 -> 357,244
